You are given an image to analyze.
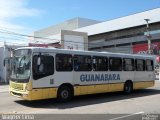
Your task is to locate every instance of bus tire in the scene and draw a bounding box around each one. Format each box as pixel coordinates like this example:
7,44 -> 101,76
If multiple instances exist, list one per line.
124,81 -> 133,94
57,86 -> 73,102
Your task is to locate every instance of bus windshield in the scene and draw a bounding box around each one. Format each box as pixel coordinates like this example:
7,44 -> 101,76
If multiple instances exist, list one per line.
10,49 -> 32,83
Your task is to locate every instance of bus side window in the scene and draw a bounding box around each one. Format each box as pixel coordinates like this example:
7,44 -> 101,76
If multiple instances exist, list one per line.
109,57 -> 122,71
135,59 -> 145,71
123,58 -> 134,71
146,60 -> 154,71
56,54 -> 73,72
92,56 -> 108,71
74,55 -> 92,71
33,55 -> 54,80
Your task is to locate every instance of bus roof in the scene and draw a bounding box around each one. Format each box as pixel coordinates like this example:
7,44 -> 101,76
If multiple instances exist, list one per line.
15,47 -> 155,59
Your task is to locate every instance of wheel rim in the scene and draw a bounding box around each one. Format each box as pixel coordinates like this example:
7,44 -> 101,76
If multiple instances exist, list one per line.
61,90 -> 69,99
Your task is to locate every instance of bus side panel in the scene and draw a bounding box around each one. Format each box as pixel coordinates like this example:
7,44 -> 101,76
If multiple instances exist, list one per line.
108,71 -> 126,91
49,88 -> 58,98
133,81 -> 155,90
108,83 -> 124,92
95,84 -> 109,93
74,86 -> 81,96
73,71 -> 110,95
54,71 -> 74,87
74,84 -> 110,96
134,71 -> 149,82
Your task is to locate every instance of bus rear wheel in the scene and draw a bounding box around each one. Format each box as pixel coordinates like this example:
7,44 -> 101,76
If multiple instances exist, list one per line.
57,86 -> 72,102
124,81 -> 133,94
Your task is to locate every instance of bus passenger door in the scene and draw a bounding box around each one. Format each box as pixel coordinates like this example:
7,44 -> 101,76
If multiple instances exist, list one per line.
32,53 -> 55,89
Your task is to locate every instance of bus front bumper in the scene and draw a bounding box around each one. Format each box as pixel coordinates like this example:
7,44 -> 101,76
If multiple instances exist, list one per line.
10,88 -> 58,101
10,89 -> 32,101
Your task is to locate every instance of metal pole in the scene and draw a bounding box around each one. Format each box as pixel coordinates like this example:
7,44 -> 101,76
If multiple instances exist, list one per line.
144,19 -> 151,54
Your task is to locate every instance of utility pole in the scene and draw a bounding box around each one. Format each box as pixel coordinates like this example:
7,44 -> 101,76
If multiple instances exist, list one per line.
144,19 -> 151,54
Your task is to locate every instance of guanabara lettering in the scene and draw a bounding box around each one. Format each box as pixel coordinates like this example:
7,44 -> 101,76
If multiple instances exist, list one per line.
80,74 -> 120,82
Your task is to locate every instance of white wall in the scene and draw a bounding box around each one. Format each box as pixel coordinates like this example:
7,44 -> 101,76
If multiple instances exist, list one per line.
64,35 -> 84,50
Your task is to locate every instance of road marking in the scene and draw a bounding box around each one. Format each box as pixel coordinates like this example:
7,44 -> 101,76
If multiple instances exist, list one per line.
108,111 -> 144,120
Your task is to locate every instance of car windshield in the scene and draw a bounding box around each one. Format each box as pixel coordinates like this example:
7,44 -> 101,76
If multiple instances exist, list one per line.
10,49 -> 32,83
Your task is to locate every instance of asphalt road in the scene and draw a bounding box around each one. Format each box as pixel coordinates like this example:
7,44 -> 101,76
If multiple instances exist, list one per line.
0,81 -> 160,120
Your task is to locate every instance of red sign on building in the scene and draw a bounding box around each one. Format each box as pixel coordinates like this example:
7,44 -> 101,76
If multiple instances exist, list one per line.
29,43 -> 61,48
133,42 -> 160,55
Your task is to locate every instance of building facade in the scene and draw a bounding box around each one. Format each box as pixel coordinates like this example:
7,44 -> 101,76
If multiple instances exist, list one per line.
75,8 -> 160,55
31,17 -> 100,50
33,8 -> 160,55
88,22 -> 160,54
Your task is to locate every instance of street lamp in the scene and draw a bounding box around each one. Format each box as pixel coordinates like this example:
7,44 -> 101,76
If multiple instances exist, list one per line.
144,19 -> 151,54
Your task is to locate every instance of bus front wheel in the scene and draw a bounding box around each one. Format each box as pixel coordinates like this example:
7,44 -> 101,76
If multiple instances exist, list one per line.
124,81 -> 133,94
57,86 -> 72,102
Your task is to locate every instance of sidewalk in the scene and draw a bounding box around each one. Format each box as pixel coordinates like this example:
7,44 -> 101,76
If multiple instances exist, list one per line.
0,85 -> 9,93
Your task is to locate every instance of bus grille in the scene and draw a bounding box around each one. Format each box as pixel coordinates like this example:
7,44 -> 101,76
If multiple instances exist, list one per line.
11,92 -> 22,97
11,83 -> 23,91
